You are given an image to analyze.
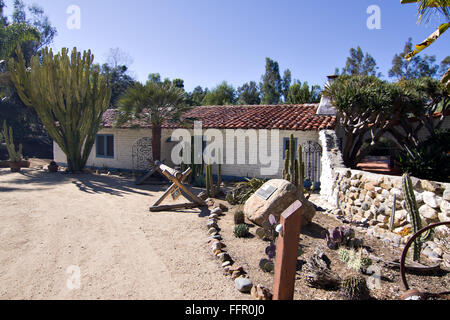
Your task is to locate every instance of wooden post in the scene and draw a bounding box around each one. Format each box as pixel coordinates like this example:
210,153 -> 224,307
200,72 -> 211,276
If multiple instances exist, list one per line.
273,200 -> 303,300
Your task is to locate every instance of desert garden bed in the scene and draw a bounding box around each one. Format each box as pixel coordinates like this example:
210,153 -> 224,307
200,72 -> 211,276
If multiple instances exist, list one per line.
211,194 -> 449,300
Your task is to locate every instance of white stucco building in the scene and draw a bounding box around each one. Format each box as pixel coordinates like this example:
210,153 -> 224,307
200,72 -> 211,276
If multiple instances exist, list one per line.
53,104 -> 337,183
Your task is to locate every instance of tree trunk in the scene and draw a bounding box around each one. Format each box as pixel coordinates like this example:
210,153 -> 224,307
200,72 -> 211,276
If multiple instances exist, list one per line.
152,126 -> 162,162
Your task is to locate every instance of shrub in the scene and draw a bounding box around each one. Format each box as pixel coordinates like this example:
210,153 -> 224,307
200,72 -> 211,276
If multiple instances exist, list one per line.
397,129 -> 450,182
234,211 -> 245,225
234,224 -> 250,238
226,178 -> 267,205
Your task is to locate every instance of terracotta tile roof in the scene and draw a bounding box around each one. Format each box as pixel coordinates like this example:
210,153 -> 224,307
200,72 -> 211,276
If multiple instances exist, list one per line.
102,104 -> 337,131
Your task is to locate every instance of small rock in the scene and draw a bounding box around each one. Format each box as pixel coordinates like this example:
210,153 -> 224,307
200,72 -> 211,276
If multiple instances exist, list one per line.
419,204 -> 438,220
206,220 -> 218,229
251,285 -> 272,300
433,247 -> 443,258
218,253 -> 232,263
376,206 -> 386,216
440,200 -> 450,215
208,228 -> 218,235
422,192 -> 440,209
231,270 -> 244,280
211,242 -> 225,251
222,261 -> 231,268
421,180 -> 439,193
209,214 -> 219,220
443,187 -> 450,202
218,203 -> 228,212
198,192 -> 208,201
210,207 -> 223,215
235,277 -> 253,293
422,247 -> 439,259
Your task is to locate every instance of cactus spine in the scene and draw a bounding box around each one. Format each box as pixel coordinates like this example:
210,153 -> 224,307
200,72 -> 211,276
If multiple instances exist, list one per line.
2,120 -> 22,162
9,47 -> 111,172
402,173 -> 422,262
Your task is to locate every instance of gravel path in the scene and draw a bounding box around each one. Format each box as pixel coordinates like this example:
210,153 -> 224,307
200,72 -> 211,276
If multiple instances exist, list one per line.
0,168 -> 243,300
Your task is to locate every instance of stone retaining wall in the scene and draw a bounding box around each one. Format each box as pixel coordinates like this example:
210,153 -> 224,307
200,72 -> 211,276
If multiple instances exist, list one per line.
332,168 -> 450,236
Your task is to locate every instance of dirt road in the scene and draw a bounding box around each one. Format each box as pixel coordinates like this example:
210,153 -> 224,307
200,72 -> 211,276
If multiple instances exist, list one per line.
0,169 -> 243,300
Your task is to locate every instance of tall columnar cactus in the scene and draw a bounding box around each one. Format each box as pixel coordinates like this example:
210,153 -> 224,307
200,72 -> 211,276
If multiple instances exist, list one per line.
402,173 -> 422,262
283,134 -> 306,190
9,47 -> 111,172
217,149 -> 222,189
298,145 -> 305,189
2,120 -> 22,162
206,161 -> 212,197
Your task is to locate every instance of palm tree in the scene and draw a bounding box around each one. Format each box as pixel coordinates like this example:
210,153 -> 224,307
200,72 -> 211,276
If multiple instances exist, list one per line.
116,81 -> 191,162
401,0 -> 450,91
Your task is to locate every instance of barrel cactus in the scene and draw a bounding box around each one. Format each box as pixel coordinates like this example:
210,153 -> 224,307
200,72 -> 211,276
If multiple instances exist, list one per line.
234,211 -> 245,225
341,275 -> 370,300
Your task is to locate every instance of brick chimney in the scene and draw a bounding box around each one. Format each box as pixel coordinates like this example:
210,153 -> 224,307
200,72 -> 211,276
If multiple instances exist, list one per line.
316,75 -> 338,116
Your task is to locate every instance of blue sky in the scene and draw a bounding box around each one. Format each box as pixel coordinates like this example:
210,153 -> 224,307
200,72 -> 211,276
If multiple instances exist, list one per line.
4,0 -> 450,91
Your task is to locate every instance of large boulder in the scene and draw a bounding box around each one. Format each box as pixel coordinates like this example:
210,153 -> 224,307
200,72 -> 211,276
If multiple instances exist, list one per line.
244,179 -> 316,227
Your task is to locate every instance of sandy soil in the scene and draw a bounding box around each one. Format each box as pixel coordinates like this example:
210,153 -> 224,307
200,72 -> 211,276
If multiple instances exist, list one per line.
0,167 -> 244,300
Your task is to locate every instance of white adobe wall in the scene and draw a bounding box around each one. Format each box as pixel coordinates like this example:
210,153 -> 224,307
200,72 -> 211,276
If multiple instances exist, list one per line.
54,128 -> 321,178
168,128 -> 319,179
54,128 -> 174,170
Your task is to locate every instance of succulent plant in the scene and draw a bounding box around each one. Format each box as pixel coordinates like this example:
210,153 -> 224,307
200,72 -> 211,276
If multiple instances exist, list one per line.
325,226 -> 355,249
234,211 -> 245,225
338,248 -> 372,273
265,242 -> 277,259
2,120 -> 22,163
234,224 -> 250,238
259,258 -> 275,273
341,275 -> 370,300
402,173 -> 432,262
255,228 -> 267,240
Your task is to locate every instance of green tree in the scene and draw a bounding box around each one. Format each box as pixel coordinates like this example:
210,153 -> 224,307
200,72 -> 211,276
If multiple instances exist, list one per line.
9,47 -> 112,172
440,55 -> 450,76
287,81 -> 321,104
389,38 -> 440,80
282,69 -> 291,103
100,64 -> 135,108
202,81 -> 236,105
342,46 -> 380,77
117,81 -> 190,161
148,73 -> 162,84
188,86 -> 207,106
323,75 -> 423,167
172,78 -> 184,89
260,57 -> 282,104
390,77 -> 449,150
237,81 -> 260,105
